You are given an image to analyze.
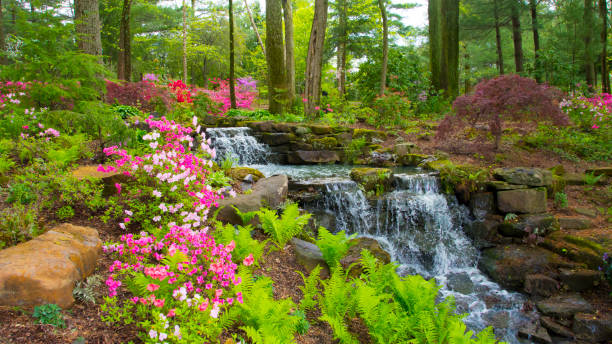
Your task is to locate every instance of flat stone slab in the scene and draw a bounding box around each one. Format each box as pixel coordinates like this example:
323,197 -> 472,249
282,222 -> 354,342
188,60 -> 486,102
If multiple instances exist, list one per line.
537,294 -> 593,318
558,217 -> 592,230
494,167 -> 553,187
0,224 -> 101,308
287,150 -> 340,164
497,188 -> 547,214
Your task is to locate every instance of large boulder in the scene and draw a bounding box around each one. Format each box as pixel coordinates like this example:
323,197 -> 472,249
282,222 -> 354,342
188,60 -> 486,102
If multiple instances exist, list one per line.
259,132 -> 296,146
0,224 -> 101,308
287,150 -> 340,164
536,294 -> 593,318
559,268 -> 601,292
463,216 -> 503,249
214,175 -> 288,225
291,238 -> 328,275
227,167 -> 264,182
497,188 -> 547,214
493,167 -> 553,187
573,312 -> 612,342
349,167 -> 392,194
497,213 -> 558,237
524,274 -> 559,298
541,230 -> 609,269
479,245 -> 563,290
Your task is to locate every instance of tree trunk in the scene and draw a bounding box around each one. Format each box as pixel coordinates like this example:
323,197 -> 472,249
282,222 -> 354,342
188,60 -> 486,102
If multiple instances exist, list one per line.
283,0 -> 295,104
494,0 -> 504,74
229,0 -> 237,109
428,0 -> 441,91
441,0 -> 459,98
600,0 -> 609,93
244,0 -> 265,55
463,45 -> 471,93
584,0 -> 596,91
529,0 -> 541,82
510,0 -> 524,73
75,0 -> 103,56
0,0 -> 6,64
117,0 -> 132,81
266,0 -> 287,114
182,0 -> 188,82
304,0 -> 328,115
336,0 -> 347,98
378,0 -> 388,96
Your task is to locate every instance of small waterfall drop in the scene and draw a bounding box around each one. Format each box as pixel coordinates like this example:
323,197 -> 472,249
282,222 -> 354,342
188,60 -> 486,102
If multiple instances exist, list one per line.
205,127 -> 271,165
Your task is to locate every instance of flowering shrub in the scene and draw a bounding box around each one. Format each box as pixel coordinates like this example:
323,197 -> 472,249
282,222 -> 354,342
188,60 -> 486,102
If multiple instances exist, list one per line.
99,116 -> 257,342
560,93 -> 611,130
200,77 -> 257,114
106,80 -> 173,113
168,80 -> 193,104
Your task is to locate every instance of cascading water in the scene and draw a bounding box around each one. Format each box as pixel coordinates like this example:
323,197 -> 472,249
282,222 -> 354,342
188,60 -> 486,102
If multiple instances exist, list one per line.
305,172 -> 528,343
205,127 -> 271,165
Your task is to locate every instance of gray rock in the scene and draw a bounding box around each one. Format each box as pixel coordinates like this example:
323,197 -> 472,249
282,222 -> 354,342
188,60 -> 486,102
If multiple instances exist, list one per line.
214,175 -> 289,225
394,142 -> 416,156
558,217 -> 592,230
486,181 -> 529,191
498,213 -> 559,238
287,150 -> 340,164
494,167 -> 553,187
243,174 -> 254,183
463,216 -> 502,249
540,316 -> 575,339
518,321 -> 552,344
574,207 -> 598,218
559,268 -> 601,292
537,294 -> 593,318
469,192 -> 495,220
573,312 -> 612,342
291,238 -> 328,273
446,272 -> 474,295
294,126 -> 311,136
497,188 -> 547,214
524,274 -> 559,298
483,311 -> 510,329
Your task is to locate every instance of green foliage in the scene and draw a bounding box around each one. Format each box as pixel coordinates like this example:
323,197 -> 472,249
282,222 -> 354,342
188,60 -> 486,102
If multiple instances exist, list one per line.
296,265 -> 322,312
112,105 -> 143,119
257,203 -> 311,249
32,304 -> 65,328
554,192 -> 569,209
0,155 -> 15,174
232,206 -> 258,225
193,92 -> 224,115
56,205 -> 75,220
220,154 -> 238,173
315,227 -> 357,268
292,310 -> 310,335
584,172 -> 604,186
213,222 -> 267,265
0,204 -> 41,248
225,109 -> 305,123
521,125 -> 611,162
206,170 -> 232,188
371,93 -> 413,128
344,137 -> 367,163
7,183 -> 36,205
73,275 -> 104,304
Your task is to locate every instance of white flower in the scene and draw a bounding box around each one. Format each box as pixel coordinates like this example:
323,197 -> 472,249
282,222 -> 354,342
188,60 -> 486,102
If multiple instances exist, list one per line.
152,190 -> 162,198
174,325 -> 181,338
192,116 -> 198,127
124,210 -> 133,216
149,329 -> 158,339
153,215 -> 161,222
159,332 -> 167,341
210,304 -> 220,318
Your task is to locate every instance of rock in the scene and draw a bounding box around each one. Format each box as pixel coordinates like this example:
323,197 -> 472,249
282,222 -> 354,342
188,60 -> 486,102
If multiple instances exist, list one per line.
483,311 -> 510,329
541,231 -> 607,269
71,165 -> 131,197
493,167 -> 553,187
479,245 -> 562,290
393,142 -> 416,156
497,188 -> 547,214
292,142 -> 314,151
0,224 -> 101,308
469,192 -> 494,220
259,132 -> 296,146
540,316 -> 575,339
524,274 -> 559,298
486,181 -> 529,191
307,124 -> 334,135
334,132 -> 353,146
349,167 -> 392,193
446,272 -> 474,295
291,238 -> 329,275
312,137 -> 338,150
340,237 -> 390,278
558,217 -> 592,230
246,121 -> 275,132
352,128 -> 387,142
294,126 -> 311,136
574,207 -> 598,218
287,150 -> 340,164
271,122 -> 295,133
369,151 -> 395,167
563,173 -> 587,186
498,213 -> 558,237
463,216 -> 501,249
518,321 -> 552,344
228,167 -> 264,182
585,167 -> 612,177
536,294 -> 593,318
559,268 -> 600,292
214,175 -> 288,225
397,153 -> 429,167
572,312 -> 612,342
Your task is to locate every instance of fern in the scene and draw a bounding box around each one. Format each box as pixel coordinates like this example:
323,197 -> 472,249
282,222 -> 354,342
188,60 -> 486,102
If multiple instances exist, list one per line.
213,223 -> 267,265
315,227 -> 357,268
232,205 -> 258,225
73,274 -> 103,304
296,265 -> 322,311
258,203 -> 310,249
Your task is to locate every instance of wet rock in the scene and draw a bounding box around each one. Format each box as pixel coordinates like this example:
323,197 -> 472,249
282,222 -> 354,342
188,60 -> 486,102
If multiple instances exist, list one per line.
483,311 -> 510,329
291,238 -> 329,276
497,188 -> 547,214
572,312 -> 612,342
349,167 -> 392,193
493,167 -> 553,187
0,224 -> 101,308
518,321 -> 552,344
479,245 -> 561,290
446,272 -> 474,295
287,150 -> 340,164
228,167 -> 264,182
468,192 -> 494,220
369,151 -> 395,167
341,237 -> 390,278
486,181 -> 529,191
559,268 -> 601,292
524,274 -> 559,298
71,165 -> 131,197
498,213 -> 559,237
463,216 -> 502,249
214,175 -> 288,225
540,316 -> 575,339
309,211 -> 337,232
541,231 -> 607,270
558,217 -> 592,230
259,132 -> 296,146
536,294 -> 593,318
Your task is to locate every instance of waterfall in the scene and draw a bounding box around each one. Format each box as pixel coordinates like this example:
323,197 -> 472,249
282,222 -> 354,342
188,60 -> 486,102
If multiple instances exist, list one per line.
205,127 -> 271,165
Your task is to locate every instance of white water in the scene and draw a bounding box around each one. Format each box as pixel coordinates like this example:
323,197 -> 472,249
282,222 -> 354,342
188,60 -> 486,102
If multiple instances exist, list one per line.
205,127 -> 271,165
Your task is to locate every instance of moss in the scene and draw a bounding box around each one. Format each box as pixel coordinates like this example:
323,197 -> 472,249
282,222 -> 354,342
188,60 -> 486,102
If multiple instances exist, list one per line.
353,128 -> 387,141
563,235 -> 604,254
295,126 -> 311,136
307,124 -> 333,135
397,153 -> 429,167
312,137 -> 338,150
350,167 -> 392,195
228,167 -> 264,182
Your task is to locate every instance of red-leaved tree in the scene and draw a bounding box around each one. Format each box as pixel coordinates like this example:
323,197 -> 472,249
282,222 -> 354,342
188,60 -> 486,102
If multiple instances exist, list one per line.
437,74 -> 569,149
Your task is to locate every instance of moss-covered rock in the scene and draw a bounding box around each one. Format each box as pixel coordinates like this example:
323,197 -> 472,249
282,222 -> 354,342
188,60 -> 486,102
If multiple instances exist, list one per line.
228,167 -> 265,182
341,238 -> 391,278
259,132 -> 297,146
353,128 -> 387,142
397,153 -> 429,167
334,132 -> 353,146
294,126 -> 311,136
312,136 -> 338,150
541,230 -> 609,269
307,124 -> 334,135
349,167 -> 392,194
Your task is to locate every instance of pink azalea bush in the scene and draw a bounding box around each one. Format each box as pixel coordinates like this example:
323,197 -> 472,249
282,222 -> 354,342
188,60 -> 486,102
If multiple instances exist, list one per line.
199,77 -> 257,114
99,116 -> 253,342
560,93 -> 611,130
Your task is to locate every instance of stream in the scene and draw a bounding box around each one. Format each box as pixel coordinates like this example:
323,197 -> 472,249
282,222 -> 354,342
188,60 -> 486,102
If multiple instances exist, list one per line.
207,127 -> 531,343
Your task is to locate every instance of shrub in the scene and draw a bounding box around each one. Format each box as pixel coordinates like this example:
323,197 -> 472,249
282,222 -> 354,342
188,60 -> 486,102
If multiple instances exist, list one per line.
105,80 -> 172,113
439,75 -> 569,148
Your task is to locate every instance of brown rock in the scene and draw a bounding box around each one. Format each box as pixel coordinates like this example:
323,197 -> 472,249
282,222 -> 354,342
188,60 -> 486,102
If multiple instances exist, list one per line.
287,150 -> 340,164
573,312 -> 612,342
0,224 -> 101,308
559,268 -> 601,292
537,294 -> 593,318
497,188 -> 547,214
518,321 -> 552,343
558,217 -> 592,230
524,274 -> 559,298
540,316 -> 575,339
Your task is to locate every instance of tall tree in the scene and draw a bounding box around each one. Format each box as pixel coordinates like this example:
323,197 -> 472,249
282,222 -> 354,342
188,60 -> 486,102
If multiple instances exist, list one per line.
282,0 -> 295,104
335,0 -> 347,97
494,0 -> 504,74
75,0 -> 103,56
584,0 -> 596,90
510,0 -> 524,73
429,0 -> 459,98
378,0 -> 388,96
600,0 -> 609,93
428,0 -> 441,90
529,0 -> 541,81
304,0 -> 328,115
229,0 -> 237,108
117,0 -> 133,80
182,0 -> 188,82
0,0 -> 5,64
266,0 -> 287,114
244,0 -> 265,55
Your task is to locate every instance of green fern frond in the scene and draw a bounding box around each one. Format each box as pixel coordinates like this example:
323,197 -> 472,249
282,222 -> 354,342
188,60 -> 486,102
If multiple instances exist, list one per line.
316,227 -> 356,268
232,205 -> 258,225
297,265 -> 322,311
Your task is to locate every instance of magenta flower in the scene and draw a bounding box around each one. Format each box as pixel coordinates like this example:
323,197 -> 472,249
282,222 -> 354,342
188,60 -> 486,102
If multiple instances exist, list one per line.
115,183 -> 122,195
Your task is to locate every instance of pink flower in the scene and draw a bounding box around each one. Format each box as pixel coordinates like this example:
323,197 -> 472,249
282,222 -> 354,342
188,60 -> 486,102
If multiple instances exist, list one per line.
147,283 -> 160,291
243,253 -> 254,266
153,297 -> 165,308
592,124 -> 600,129
167,308 -> 176,317
302,98 -> 308,103
115,183 -> 122,195
124,217 -> 131,223
315,106 -> 320,111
